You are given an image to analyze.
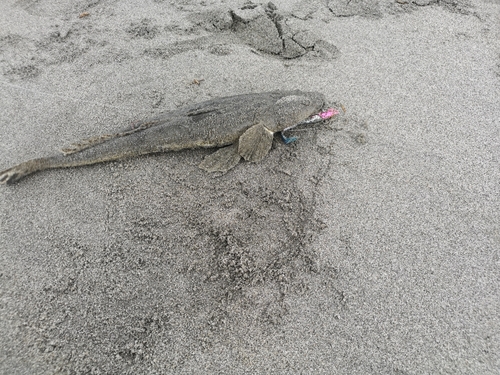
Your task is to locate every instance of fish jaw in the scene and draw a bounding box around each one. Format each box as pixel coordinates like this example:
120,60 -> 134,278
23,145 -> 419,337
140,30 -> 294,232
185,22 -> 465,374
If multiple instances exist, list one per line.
299,107 -> 339,125
283,107 -> 339,132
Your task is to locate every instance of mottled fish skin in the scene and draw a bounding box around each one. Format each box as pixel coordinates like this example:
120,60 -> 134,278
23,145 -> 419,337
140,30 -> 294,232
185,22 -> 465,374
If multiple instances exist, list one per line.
0,90 -> 325,184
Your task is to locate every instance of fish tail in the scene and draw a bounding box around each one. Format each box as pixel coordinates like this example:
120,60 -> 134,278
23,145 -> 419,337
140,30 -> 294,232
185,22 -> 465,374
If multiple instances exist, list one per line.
0,158 -> 52,185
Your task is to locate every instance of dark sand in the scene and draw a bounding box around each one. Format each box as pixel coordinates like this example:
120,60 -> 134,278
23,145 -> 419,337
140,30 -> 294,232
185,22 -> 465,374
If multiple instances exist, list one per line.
1,0 -> 499,373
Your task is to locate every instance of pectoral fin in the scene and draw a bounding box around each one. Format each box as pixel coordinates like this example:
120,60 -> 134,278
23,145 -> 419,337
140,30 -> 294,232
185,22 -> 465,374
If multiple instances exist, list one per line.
199,144 -> 241,173
238,123 -> 274,162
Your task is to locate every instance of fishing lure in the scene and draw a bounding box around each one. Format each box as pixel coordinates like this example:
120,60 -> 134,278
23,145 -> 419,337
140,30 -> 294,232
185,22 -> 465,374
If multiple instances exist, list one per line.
281,108 -> 339,144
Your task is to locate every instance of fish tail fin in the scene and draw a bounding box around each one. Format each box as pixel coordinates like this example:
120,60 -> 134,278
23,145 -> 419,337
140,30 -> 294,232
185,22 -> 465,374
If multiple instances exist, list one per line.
0,158 -> 51,185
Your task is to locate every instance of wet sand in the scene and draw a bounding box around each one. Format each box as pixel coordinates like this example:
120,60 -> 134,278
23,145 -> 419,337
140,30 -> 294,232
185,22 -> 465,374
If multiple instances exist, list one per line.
1,0 -> 499,373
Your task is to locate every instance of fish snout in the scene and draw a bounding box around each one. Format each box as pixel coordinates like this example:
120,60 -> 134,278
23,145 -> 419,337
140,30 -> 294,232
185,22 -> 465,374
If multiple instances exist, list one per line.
274,92 -> 326,131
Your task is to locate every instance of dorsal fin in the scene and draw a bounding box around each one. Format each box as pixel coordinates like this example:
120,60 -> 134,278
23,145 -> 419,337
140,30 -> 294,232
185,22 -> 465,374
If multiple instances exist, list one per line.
60,120 -> 159,155
61,134 -> 114,155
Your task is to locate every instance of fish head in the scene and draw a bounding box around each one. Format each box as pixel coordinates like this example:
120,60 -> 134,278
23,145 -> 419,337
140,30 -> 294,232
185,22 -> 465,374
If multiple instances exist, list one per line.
268,91 -> 326,132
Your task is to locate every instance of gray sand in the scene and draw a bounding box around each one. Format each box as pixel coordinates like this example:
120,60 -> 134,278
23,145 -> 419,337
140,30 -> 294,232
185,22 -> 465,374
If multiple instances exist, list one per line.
1,0 -> 499,374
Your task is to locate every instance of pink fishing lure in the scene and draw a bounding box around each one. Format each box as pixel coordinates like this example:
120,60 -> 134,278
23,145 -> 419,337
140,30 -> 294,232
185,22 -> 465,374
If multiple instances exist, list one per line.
319,108 -> 339,119
301,108 -> 339,124
281,107 -> 339,144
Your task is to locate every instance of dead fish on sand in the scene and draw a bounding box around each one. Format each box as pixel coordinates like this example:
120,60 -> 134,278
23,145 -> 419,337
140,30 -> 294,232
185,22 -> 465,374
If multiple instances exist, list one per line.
0,90 -> 337,184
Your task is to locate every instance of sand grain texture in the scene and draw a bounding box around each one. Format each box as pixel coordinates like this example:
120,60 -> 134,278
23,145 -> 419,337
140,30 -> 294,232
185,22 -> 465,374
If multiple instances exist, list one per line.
1,0 -> 499,374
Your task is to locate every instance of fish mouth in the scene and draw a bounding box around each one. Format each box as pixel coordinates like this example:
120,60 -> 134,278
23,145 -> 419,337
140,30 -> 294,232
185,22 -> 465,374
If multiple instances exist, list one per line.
283,107 -> 339,132
280,107 -> 339,145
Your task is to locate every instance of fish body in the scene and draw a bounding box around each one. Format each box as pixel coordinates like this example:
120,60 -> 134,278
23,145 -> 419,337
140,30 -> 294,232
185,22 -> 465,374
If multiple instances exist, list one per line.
0,90 -> 327,184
